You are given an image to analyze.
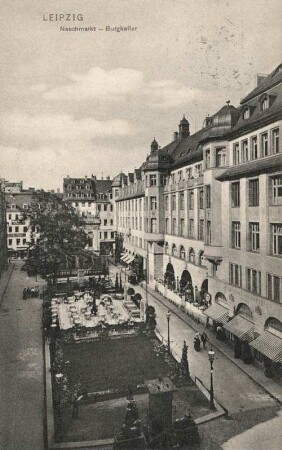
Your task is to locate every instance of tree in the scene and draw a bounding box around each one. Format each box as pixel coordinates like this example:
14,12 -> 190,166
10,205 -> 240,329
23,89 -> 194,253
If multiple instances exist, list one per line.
179,341 -> 190,382
24,191 -> 88,280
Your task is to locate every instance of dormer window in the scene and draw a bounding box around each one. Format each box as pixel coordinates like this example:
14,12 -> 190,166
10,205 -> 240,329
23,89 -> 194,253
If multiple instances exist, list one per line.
23,204 -> 28,210
242,107 -> 250,120
260,94 -> 269,111
11,204 -> 16,209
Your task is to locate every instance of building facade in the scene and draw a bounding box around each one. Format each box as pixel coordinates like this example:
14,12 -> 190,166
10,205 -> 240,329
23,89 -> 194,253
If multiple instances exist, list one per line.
113,63 -> 282,381
5,182 -> 36,259
63,175 -> 115,254
0,178 -> 8,275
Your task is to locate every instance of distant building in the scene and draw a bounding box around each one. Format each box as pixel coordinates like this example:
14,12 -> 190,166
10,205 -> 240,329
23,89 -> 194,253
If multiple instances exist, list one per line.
5,182 -> 34,259
63,175 -> 115,254
0,178 -> 8,274
113,63 -> 282,382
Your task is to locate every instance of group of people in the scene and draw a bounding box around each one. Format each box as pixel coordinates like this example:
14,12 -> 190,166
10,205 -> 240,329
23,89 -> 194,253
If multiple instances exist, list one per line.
194,331 -> 208,351
22,286 -> 39,300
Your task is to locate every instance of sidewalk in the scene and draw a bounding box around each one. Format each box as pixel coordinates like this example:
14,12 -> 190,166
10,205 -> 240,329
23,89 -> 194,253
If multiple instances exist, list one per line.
141,282 -> 282,405
108,259 -> 282,405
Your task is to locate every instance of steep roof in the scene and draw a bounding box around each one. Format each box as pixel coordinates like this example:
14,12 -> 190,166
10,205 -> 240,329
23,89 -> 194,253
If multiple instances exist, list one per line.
216,154 -> 282,182
241,63 -> 282,103
5,192 -> 33,210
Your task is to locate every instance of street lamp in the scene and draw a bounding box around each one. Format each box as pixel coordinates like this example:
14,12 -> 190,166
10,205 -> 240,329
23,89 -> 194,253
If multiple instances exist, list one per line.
208,349 -> 216,410
55,373 -> 64,439
166,310 -> 171,353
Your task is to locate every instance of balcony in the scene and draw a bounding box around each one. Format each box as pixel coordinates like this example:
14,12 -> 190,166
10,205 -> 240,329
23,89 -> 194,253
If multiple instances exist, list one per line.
145,232 -> 164,243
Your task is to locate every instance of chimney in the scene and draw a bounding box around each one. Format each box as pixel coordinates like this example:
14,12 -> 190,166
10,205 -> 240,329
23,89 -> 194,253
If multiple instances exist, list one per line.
173,131 -> 179,141
257,73 -> 268,86
106,175 -> 110,180
57,188 -> 60,193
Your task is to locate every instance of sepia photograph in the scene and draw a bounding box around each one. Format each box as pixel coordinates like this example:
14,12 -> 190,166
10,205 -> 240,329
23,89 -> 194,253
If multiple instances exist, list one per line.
0,1 -> 281,449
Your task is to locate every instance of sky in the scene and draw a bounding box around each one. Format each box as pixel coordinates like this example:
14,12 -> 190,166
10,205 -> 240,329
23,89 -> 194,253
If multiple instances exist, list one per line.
0,0 -> 281,190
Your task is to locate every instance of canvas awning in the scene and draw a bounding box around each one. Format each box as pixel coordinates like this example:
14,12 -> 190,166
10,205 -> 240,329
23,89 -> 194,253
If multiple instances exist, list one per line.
123,254 -> 131,263
126,254 -> 135,264
224,315 -> 255,342
204,303 -> 229,325
250,331 -> 282,363
120,253 -> 128,261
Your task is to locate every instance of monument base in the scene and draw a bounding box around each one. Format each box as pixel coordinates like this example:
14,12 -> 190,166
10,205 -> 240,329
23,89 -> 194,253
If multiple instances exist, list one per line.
113,433 -> 146,449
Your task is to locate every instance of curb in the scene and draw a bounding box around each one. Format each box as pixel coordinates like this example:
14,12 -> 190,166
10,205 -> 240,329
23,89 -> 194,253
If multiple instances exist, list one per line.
0,264 -> 15,308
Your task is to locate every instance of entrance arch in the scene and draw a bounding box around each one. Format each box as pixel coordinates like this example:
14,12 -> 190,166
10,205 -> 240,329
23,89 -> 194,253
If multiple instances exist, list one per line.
180,269 -> 193,301
201,279 -> 209,293
236,303 -> 253,319
164,263 -> 175,289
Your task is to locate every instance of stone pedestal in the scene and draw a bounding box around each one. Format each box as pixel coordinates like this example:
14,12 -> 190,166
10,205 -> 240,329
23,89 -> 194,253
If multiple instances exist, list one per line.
113,433 -> 146,449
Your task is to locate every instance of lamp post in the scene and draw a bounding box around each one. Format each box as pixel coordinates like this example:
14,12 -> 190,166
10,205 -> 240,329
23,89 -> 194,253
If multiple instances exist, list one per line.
166,310 -> 171,353
55,372 -> 64,439
208,349 -> 216,410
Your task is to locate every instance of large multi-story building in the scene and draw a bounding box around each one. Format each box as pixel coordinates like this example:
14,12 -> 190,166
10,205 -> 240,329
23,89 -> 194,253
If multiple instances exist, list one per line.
5,183 -> 35,259
0,178 -> 8,275
63,175 -> 115,254
113,63 -> 282,382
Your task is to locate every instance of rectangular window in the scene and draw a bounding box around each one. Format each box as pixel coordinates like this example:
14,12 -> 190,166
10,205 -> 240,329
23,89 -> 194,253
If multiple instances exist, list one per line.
150,218 -> 157,233
206,185 -> 211,208
241,140 -> 249,162
271,176 -> 282,205
16,238 -> 20,245
233,143 -> 240,164
199,219 -> 204,240
15,226 -> 19,233
186,168 -> 192,179
216,147 -> 226,167
104,219 -> 107,226
165,196 -> 169,210
104,232 -> 108,239
150,174 -> 157,186
8,214 -> 12,220
206,221 -> 211,244
188,191 -> 194,209
229,263 -> 242,287
172,195 -> 176,210
261,132 -> 268,156
246,268 -> 261,294
199,188 -> 204,209
8,239 -> 12,246
8,226 -> 12,233
178,170 -> 183,181
231,182 -> 240,207
195,164 -> 203,176
267,273 -> 282,303
180,193 -> 184,210
111,232 -> 115,239
189,219 -> 194,238
232,221 -> 241,248
271,128 -> 280,154
172,218 -> 177,235
206,149 -> 211,168
271,223 -> 282,256
165,218 -> 170,233
249,179 -> 259,206
150,196 -> 157,210
250,136 -> 258,160
98,204 -> 101,211
139,218 -> 142,230
180,219 -> 185,236
249,222 -> 260,252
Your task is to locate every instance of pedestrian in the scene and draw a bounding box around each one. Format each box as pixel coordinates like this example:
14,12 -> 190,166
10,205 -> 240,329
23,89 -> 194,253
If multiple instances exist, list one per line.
26,287 -> 31,299
201,332 -> 208,349
22,288 -> 27,300
216,324 -> 223,340
72,391 -> 83,419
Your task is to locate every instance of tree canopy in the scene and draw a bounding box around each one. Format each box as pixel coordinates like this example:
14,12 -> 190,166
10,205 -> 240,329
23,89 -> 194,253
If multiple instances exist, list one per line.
24,190 -> 89,279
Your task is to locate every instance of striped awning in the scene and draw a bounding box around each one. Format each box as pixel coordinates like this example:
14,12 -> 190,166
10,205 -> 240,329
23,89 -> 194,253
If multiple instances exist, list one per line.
120,253 -> 128,261
123,254 -> 131,262
250,331 -> 282,363
126,254 -> 135,264
204,303 -> 229,325
224,315 -> 255,342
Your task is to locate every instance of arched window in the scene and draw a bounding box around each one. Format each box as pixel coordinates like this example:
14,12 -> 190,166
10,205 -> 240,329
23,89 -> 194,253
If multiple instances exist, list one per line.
265,317 -> 282,336
198,250 -> 205,266
242,107 -> 250,120
180,246 -> 185,259
11,204 -> 16,209
189,248 -> 195,263
172,244 -> 177,256
237,303 -> 253,319
164,242 -> 169,254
